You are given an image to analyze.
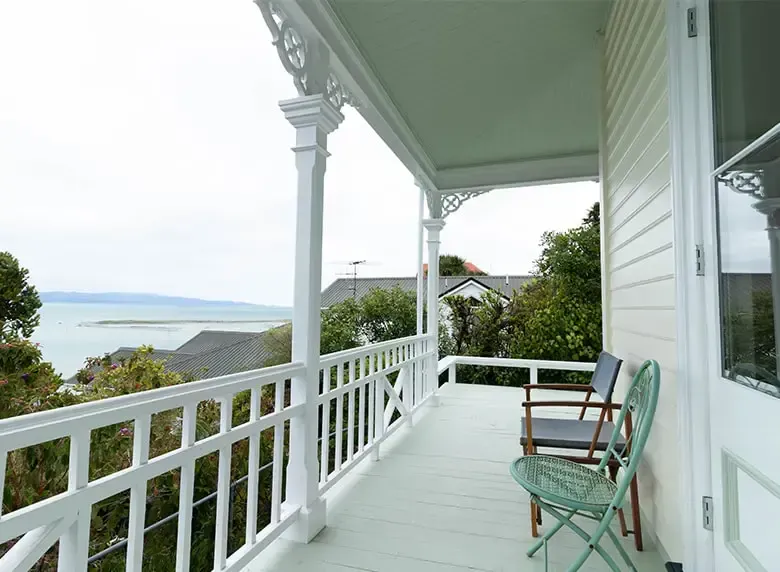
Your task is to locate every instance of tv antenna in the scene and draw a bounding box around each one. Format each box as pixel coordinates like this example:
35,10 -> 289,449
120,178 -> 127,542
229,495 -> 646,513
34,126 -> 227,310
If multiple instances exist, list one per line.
330,260 -> 379,298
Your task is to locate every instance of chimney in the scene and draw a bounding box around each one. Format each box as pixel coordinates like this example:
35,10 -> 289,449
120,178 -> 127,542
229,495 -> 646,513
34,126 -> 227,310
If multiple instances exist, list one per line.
505,275 -> 509,286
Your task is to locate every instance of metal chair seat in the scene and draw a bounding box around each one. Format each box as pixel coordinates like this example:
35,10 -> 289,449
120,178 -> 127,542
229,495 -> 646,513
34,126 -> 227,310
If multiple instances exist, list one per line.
511,455 -> 617,512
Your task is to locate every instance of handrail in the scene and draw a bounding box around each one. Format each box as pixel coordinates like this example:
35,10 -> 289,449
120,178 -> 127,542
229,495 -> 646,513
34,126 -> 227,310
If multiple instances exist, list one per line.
439,355 -> 597,385
442,356 -> 597,372
0,361 -> 305,437
319,334 -> 431,367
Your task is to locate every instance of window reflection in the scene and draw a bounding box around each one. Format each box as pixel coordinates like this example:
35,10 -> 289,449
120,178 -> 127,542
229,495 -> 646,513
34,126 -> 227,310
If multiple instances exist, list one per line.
711,0 -> 780,165
717,135 -> 780,397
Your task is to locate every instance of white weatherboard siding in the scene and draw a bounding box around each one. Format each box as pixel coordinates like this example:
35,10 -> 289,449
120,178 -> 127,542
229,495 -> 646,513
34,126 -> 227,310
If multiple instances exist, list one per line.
601,0 -> 680,561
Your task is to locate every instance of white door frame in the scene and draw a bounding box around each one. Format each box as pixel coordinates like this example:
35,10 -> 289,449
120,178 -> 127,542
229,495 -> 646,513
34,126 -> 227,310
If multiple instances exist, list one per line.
667,0 -> 718,569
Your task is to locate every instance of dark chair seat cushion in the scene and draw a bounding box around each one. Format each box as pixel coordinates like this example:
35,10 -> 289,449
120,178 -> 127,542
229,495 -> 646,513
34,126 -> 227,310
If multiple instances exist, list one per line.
520,417 -> 626,451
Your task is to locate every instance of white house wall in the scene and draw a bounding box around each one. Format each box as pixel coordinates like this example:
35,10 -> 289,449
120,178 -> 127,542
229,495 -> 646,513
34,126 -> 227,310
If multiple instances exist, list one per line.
601,0 -> 681,561
442,281 -> 492,301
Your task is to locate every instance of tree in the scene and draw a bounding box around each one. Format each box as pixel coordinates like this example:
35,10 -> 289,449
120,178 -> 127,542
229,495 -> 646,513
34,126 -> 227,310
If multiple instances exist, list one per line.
533,203 -> 601,302
438,254 -> 486,277
442,203 -> 603,385
358,286 -> 417,343
0,252 -> 42,341
509,202 -> 602,380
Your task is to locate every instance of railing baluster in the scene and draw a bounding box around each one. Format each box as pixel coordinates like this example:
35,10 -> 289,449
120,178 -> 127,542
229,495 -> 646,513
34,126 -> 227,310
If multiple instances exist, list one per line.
416,341 -> 424,405
530,365 -> 539,385
0,449 -> 6,518
335,362 -> 344,472
176,402 -> 197,572
271,380 -> 284,524
358,357 -> 366,452
127,414 -> 152,572
214,396 -> 233,569
58,428 -> 91,571
373,374 -> 384,461
367,354 -> 375,449
403,364 -> 413,424
320,367 -> 331,483
347,360 -> 356,462
246,387 -> 261,544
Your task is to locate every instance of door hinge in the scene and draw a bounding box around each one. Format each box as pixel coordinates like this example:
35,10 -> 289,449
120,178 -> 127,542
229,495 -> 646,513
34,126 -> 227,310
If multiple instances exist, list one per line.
695,244 -> 705,276
702,496 -> 714,530
687,8 -> 698,37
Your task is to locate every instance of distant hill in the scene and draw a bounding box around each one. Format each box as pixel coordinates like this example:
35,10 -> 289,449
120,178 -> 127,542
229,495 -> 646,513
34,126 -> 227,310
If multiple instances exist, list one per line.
40,292 -> 288,309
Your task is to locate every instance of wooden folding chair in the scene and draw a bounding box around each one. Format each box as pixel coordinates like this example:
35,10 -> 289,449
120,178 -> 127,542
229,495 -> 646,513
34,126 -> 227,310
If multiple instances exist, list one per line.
519,351 -> 646,551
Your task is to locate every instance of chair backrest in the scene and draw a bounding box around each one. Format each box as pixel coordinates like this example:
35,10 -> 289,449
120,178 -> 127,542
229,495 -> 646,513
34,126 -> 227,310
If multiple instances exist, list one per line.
590,351 -> 623,403
598,360 -> 661,497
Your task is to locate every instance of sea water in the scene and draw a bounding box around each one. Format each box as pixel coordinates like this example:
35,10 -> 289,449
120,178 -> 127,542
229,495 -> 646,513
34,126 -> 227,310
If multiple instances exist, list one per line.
32,303 -> 292,378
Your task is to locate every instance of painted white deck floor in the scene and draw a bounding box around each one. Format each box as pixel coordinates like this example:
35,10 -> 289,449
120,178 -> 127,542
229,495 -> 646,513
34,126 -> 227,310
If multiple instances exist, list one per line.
245,383 -> 665,572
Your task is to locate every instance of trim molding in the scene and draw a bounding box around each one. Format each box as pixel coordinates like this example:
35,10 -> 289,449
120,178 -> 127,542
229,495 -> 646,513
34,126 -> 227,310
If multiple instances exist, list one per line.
668,0 -> 716,569
435,153 -> 598,192
722,449 -> 780,572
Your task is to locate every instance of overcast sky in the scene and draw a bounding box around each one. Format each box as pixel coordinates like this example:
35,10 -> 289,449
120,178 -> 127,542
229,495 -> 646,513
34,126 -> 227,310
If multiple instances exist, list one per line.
0,0 -> 600,307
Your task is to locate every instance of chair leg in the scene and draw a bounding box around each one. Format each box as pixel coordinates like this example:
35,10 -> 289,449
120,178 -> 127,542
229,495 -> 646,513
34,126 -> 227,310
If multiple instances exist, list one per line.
608,465 -> 628,537
605,525 -> 639,571
533,447 -> 542,527
530,499 -> 539,537
529,501 -> 622,572
630,475 -> 643,551
527,504 -> 575,557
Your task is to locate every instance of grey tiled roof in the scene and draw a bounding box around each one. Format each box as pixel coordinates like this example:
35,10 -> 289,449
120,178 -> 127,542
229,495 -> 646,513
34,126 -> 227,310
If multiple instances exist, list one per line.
166,333 -> 274,381
320,275 -> 533,307
175,330 -> 260,355
66,330 -> 279,384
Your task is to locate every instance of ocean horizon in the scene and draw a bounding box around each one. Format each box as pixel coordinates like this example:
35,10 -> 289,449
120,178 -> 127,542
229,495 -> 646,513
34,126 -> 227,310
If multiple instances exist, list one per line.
33,302 -> 292,378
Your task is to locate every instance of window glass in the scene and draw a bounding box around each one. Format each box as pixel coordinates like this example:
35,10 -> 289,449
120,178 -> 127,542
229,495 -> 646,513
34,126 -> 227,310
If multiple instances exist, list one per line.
712,0 -> 780,396
716,135 -> 780,397
711,0 -> 780,165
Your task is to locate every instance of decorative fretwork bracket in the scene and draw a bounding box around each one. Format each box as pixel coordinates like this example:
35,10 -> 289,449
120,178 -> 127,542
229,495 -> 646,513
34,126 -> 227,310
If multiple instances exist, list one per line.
254,1 -> 359,111
440,190 -> 492,218
717,169 -> 764,199
419,183 -> 493,219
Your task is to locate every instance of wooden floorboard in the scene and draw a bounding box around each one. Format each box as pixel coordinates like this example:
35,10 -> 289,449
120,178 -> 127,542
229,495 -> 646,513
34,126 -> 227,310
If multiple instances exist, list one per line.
244,383 -> 665,572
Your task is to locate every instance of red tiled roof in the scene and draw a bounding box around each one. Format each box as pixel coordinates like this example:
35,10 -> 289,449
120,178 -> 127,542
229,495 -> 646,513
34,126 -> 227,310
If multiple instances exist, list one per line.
422,262 -> 484,274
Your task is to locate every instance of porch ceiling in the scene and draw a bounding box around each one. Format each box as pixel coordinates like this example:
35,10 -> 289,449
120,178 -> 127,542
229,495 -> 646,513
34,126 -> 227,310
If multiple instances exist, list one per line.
293,0 -> 610,191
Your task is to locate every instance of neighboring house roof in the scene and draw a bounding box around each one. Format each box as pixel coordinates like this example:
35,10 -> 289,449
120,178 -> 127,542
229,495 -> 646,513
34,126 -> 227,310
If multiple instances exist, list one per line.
65,329 -> 279,384
175,330 -> 261,354
165,333 -> 275,381
320,275 -> 532,308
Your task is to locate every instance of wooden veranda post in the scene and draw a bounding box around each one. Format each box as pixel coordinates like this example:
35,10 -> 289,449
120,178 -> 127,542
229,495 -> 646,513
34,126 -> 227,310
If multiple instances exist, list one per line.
281,93 -> 343,543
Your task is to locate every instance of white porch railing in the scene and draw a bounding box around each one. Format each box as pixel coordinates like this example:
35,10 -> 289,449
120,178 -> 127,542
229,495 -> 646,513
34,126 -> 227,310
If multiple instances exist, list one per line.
438,355 -> 598,383
0,334 -> 436,571
0,338 -> 603,571
317,334 -> 434,495
0,361 -> 303,572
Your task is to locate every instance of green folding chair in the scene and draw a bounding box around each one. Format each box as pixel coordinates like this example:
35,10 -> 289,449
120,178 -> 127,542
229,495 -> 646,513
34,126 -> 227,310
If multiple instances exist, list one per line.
509,359 -> 660,572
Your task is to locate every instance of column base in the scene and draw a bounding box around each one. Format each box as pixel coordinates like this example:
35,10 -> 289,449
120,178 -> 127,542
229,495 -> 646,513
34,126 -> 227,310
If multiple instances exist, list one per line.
283,498 -> 327,543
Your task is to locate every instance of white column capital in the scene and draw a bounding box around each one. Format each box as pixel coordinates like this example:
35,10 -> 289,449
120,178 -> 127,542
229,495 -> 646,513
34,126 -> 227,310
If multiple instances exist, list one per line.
280,94 -> 344,134
423,219 -> 446,241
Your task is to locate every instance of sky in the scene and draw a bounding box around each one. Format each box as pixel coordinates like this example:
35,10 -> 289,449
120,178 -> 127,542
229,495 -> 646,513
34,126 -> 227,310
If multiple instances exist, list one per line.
0,0 -> 600,307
